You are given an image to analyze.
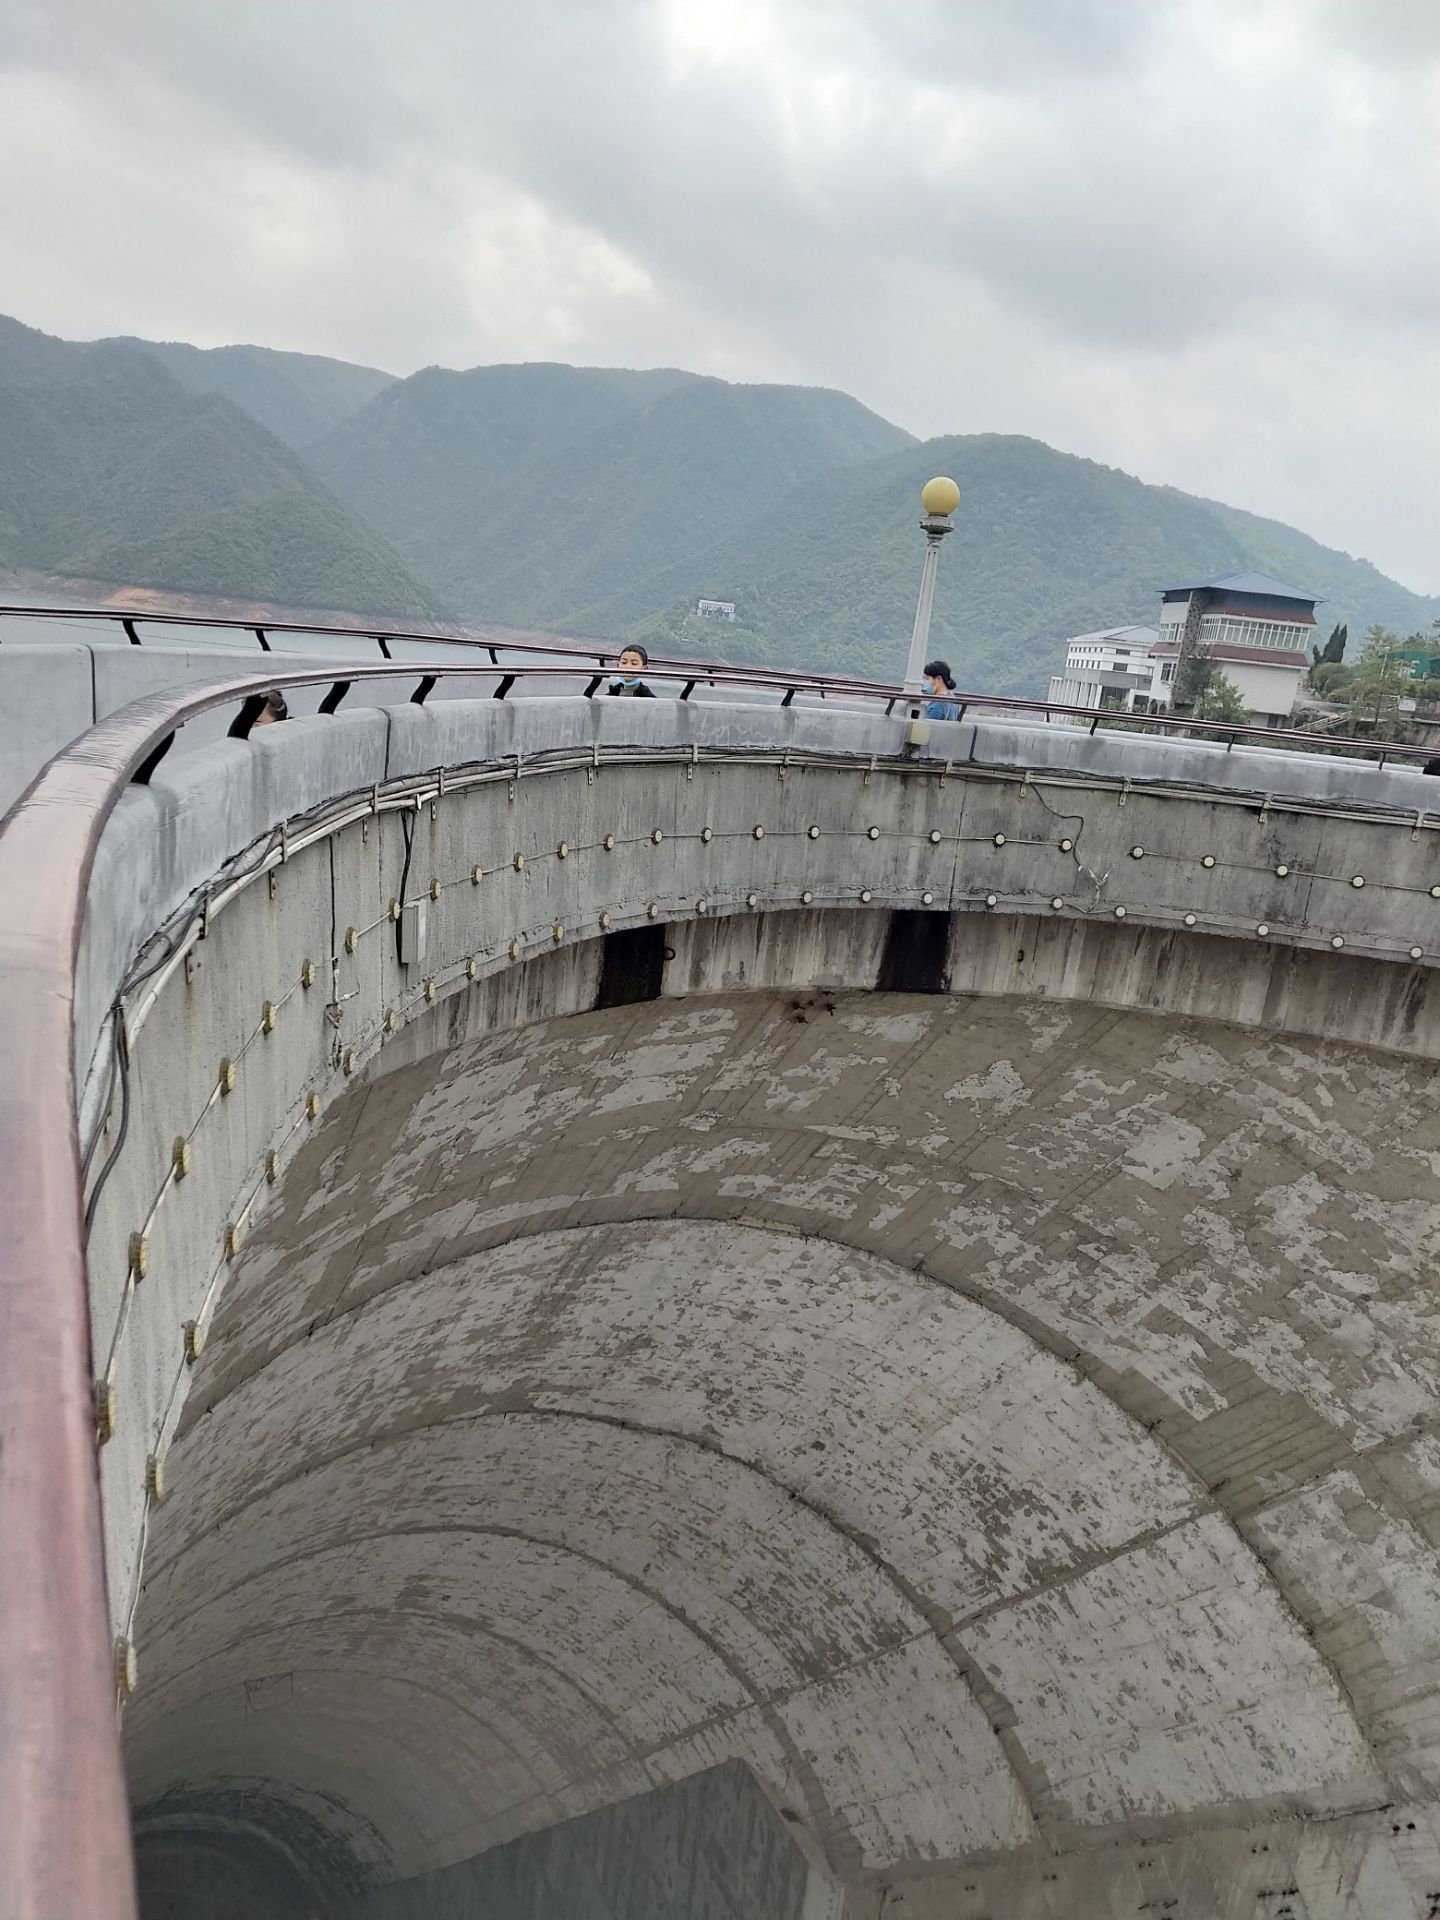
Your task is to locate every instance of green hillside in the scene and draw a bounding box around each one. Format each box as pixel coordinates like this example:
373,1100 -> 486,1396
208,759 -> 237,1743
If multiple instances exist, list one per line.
574,434 -> 1440,693
0,311 -> 115,386
311,363 -> 915,615
106,336 -> 395,450
0,340 -> 184,564
311,361 -> 706,587
5,313 -> 1435,683
1175,491 -> 1436,640
73,487 -> 438,615
312,358 -> 1433,692
0,316 -> 436,618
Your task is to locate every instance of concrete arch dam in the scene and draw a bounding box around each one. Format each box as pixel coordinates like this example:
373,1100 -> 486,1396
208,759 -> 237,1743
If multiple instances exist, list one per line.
6,687 -> 1440,1919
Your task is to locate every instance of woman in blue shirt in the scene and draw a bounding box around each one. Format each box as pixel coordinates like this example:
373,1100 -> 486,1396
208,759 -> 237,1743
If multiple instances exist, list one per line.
922,660 -> 961,721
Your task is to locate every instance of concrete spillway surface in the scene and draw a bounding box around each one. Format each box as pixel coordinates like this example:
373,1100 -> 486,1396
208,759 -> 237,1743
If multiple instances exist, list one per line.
124,987 -> 1440,1918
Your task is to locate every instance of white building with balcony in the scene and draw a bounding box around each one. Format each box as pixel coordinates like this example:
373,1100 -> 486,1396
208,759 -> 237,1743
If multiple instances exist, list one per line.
1047,574 -> 1317,725
1152,572 -> 1314,722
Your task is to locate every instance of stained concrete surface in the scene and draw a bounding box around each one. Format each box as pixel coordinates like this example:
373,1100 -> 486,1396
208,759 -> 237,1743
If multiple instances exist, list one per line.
124,990 -> 1440,1913
57,696 -> 1440,1916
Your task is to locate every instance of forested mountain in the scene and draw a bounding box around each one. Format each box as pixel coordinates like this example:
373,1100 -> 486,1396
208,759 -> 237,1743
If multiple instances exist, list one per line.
1173,493 -> 1434,641
0,317 -> 436,618
5,312 -> 1435,687
588,434 -> 1440,693
308,362 -> 914,613
102,336 -> 395,451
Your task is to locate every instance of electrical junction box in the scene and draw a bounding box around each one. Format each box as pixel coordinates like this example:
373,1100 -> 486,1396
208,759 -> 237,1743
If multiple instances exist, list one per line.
399,898 -> 428,968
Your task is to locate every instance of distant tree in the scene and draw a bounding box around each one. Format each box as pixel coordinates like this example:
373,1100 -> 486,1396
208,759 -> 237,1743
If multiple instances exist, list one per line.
1175,658 -> 1210,710
1342,631 -> 1413,730
1362,623 -> 1422,669
1172,647 -> 1216,712
1194,672 -> 1248,725
1310,661 -> 1355,697
1312,622 -> 1347,671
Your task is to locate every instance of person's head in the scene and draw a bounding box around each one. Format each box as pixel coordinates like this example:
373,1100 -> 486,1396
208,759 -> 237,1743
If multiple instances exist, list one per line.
924,659 -> 955,693
617,645 -> 648,678
1423,756 -> 1440,776
252,689 -> 289,728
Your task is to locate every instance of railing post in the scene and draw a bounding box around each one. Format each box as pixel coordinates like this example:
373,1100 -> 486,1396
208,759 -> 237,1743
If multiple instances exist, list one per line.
132,733 -> 176,783
228,693 -> 269,739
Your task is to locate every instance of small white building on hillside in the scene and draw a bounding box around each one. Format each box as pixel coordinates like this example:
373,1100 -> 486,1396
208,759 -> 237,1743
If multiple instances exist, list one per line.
1047,574 -> 1316,725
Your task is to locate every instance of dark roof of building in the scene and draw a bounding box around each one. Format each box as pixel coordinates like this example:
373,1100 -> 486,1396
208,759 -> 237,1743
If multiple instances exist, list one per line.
1160,571 -> 1316,603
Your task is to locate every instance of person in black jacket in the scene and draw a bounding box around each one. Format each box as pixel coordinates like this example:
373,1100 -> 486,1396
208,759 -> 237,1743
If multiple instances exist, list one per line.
607,645 -> 655,697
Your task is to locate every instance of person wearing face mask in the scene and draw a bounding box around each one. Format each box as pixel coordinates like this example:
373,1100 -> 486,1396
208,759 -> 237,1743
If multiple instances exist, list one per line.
607,645 -> 655,696
921,660 -> 961,721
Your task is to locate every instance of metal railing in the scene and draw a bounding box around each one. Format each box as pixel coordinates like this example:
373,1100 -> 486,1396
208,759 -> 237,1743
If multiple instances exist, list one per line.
0,626 -> 1436,1917
2,601 -> 1436,768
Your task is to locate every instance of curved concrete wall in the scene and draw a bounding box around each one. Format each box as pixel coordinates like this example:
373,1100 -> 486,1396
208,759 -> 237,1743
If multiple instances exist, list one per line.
74,697 -> 1440,1915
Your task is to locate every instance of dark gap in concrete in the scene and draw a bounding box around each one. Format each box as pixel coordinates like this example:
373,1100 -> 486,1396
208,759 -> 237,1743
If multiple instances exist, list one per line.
132,1782 -> 378,1919
596,925 -> 666,1008
878,910 -> 951,994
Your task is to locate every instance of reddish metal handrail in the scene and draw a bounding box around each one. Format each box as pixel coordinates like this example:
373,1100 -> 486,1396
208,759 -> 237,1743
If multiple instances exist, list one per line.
0,642 -> 1434,1917
2,601 -> 1434,766
0,599 -> 822,684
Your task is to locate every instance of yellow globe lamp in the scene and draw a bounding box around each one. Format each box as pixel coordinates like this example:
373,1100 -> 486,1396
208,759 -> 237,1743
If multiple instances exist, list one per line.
920,475 -> 960,518
904,476 -> 962,693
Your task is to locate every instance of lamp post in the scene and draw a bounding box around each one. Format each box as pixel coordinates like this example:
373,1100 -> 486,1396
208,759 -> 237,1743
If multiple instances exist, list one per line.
903,475 -> 961,697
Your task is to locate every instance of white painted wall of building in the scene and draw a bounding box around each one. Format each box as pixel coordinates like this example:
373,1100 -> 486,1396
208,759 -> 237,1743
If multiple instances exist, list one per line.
1222,657 -> 1306,719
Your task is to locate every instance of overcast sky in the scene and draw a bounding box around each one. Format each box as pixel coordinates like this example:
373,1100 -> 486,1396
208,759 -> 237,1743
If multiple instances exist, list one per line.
3,0 -> 1437,592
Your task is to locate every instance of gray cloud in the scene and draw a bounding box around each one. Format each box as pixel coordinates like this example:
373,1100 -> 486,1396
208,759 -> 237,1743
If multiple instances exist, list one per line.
2,0 -> 1437,593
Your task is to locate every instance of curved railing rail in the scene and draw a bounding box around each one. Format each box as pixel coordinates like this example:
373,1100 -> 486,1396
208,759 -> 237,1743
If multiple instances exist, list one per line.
3,599 -> 1437,768
0,599 -> 870,690
0,639 -> 1436,1918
